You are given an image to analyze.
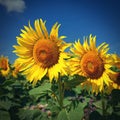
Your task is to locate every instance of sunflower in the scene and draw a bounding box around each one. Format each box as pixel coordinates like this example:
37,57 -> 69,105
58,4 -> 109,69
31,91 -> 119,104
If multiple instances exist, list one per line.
0,56 -> 10,76
108,54 -> 120,90
12,59 -> 22,78
13,19 -> 71,85
111,54 -> 120,68
70,34 -> 114,93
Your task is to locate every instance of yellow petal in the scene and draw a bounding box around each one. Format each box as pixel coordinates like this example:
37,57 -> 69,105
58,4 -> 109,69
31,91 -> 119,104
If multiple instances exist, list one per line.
40,19 -> 49,38
34,19 -> 44,38
50,22 -> 60,38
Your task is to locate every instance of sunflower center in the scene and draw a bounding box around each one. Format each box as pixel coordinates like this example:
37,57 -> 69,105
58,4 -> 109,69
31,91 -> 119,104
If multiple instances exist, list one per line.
33,40 -> 59,68
0,59 -> 8,70
81,51 -> 104,79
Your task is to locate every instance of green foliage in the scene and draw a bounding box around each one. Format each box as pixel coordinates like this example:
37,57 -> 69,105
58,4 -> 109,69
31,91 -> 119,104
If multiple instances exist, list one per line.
0,75 -> 32,120
56,102 -> 87,120
68,102 -> 87,120
57,109 -> 70,120
0,72 -> 120,120
0,110 -> 11,120
18,109 -> 42,120
64,75 -> 86,89
110,66 -> 120,72
29,82 -> 52,101
0,79 -> 14,87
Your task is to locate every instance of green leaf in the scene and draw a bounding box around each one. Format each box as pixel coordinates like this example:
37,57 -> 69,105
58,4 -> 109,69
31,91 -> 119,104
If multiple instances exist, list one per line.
64,75 -> 86,89
63,98 -> 72,107
12,80 -> 22,86
113,103 -> 120,115
106,106 -> 113,115
5,93 -> 14,99
0,100 -> 12,110
93,100 -> 103,115
68,102 -> 87,120
114,109 -> 120,116
34,115 -> 42,120
93,100 -> 102,109
0,110 -> 11,120
73,86 -> 82,94
0,79 -> 14,87
18,109 -> 41,120
49,105 -> 60,115
57,109 -> 70,120
110,66 -> 120,72
29,82 -> 51,96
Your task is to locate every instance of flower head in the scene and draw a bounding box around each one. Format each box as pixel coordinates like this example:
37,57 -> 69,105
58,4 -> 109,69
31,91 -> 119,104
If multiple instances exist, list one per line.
12,59 -> 22,78
70,34 -> 114,93
0,56 -> 10,76
13,19 -> 70,85
111,54 -> 120,68
108,54 -> 120,90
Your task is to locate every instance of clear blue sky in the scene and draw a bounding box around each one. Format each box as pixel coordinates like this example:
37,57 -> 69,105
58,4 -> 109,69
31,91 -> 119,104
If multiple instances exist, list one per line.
0,0 -> 120,63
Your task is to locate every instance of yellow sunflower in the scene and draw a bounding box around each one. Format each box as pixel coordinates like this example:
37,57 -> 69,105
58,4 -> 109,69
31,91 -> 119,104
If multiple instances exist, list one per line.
108,54 -> 120,90
13,19 -> 71,85
12,59 -> 22,78
0,56 -> 10,76
109,72 -> 120,90
70,34 -> 114,93
111,54 -> 120,68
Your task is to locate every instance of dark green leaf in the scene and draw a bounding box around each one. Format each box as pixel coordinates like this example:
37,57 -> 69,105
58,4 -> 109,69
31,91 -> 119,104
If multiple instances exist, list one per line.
93,100 -> 103,115
18,109 -> 41,120
64,75 -> 86,89
63,98 -> 72,107
12,80 -> 22,86
29,82 -> 51,96
106,106 -> 113,115
0,110 -> 10,120
0,100 -> 12,110
110,66 -> 120,72
57,109 -> 70,120
93,100 -> 102,108
73,86 -> 82,94
0,79 -> 14,87
49,105 -> 60,114
68,102 -> 87,120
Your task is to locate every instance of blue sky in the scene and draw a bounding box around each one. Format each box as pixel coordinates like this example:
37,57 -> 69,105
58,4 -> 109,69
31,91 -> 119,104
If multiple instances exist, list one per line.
0,0 -> 120,63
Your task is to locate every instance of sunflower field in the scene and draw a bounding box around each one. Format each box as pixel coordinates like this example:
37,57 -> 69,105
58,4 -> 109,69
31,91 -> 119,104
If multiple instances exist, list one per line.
0,19 -> 120,120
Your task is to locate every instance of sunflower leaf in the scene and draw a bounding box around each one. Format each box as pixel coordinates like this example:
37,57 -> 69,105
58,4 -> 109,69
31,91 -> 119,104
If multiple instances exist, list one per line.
110,66 -> 120,72
64,75 -> 86,89
0,79 -> 15,87
0,110 -> 11,120
18,109 -> 42,120
68,102 -> 87,120
29,82 -> 51,96
57,109 -> 70,120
